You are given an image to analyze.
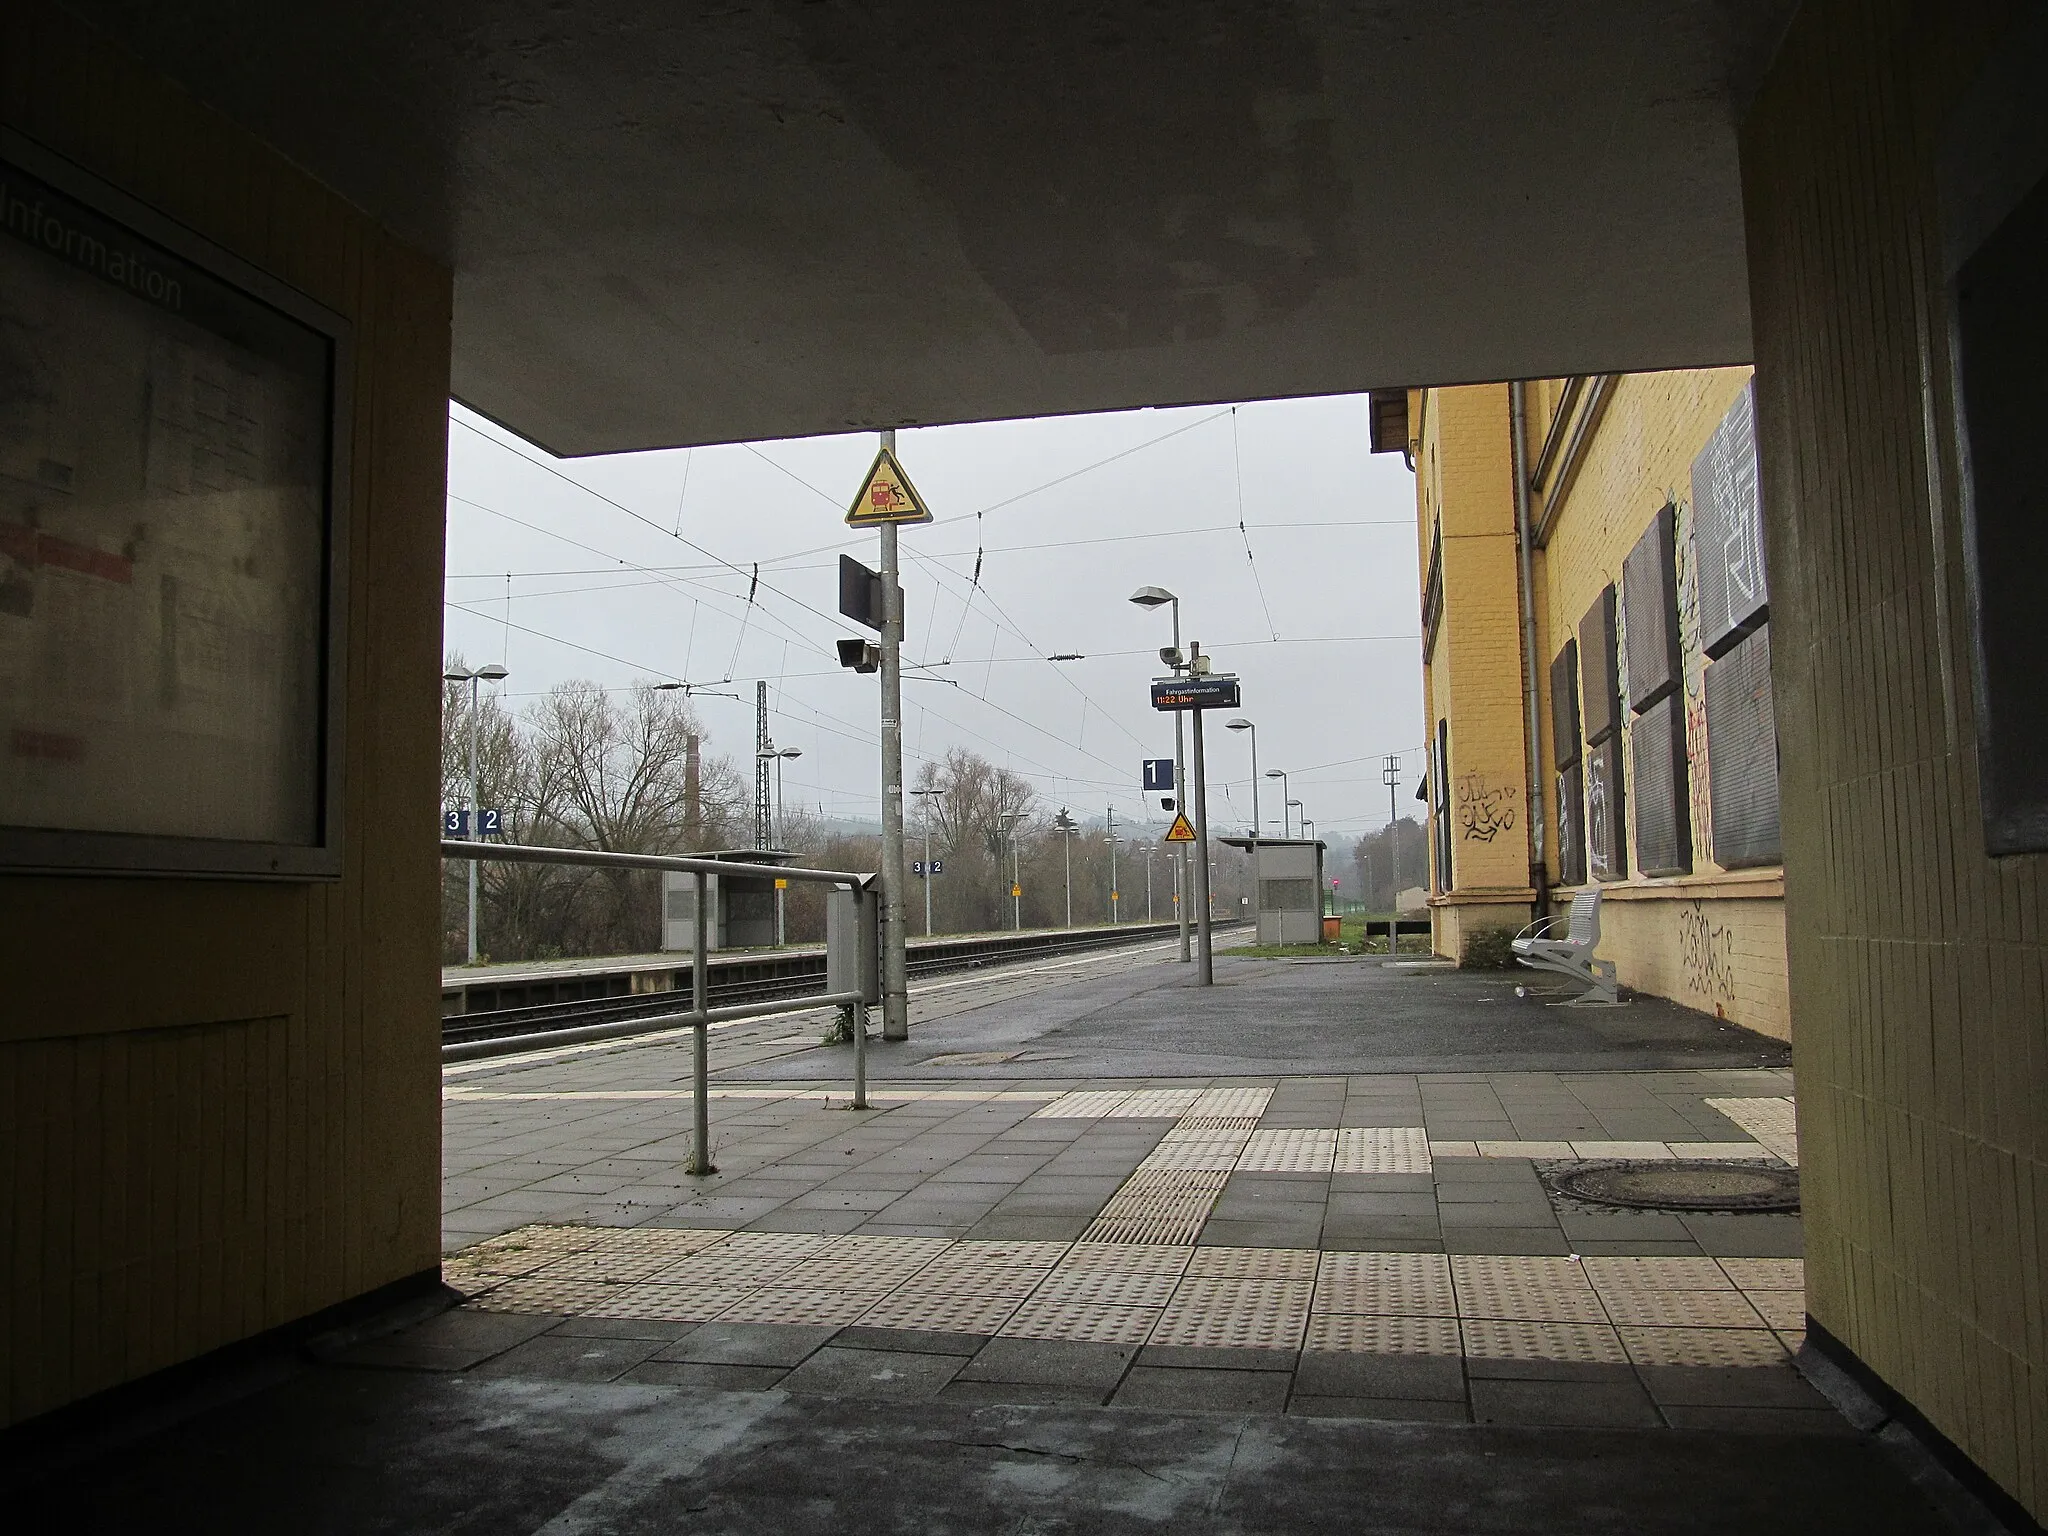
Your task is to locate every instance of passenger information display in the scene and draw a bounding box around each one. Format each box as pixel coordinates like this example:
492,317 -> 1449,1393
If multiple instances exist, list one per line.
1149,675 -> 1240,711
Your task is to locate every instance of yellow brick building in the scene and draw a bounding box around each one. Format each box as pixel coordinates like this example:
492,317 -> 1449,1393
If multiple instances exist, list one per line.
1389,371 -> 1789,1041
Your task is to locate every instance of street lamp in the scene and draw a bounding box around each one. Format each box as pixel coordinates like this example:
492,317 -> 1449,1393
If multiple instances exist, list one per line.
1001,810 -> 1026,930
1264,769 -> 1290,836
1287,798 -> 1303,840
443,662 -> 509,964
1129,585 -> 1190,966
910,786 -> 945,936
755,743 -> 803,942
1104,806 -> 1120,924
1053,808 -> 1080,928
1224,718 -> 1259,844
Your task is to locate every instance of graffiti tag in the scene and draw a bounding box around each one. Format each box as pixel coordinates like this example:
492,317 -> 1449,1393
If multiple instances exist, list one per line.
1676,900 -> 1737,1002
1456,771 -> 1519,843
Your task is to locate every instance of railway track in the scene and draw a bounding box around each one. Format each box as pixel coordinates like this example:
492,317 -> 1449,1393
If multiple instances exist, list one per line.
442,922 -> 1230,1049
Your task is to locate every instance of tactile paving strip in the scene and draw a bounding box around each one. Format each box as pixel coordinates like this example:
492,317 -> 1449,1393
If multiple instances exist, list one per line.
1451,1256 -> 1606,1323
1140,1133 -> 1252,1170
1596,1288 -> 1767,1329
1460,1318 -> 1626,1363
1705,1095 -> 1799,1164
1079,1169 -> 1228,1245
1031,1090 -> 1133,1119
1151,1276 -> 1311,1349
1235,1128 -> 1338,1173
1304,1313 -> 1462,1355
1580,1257 -> 1734,1292
468,1276 -> 636,1314
719,1287 -> 881,1327
856,1290 -> 1024,1334
529,1251 -> 683,1285
1742,1289 -> 1808,1331
1187,1087 -> 1275,1119
1110,1088 -> 1206,1118
1186,1246 -> 1319,1280
1031,1265 -> 1189,1308
999,1300 -> 1160,1344
1058,1242 -> 1196,1275
1333,1127 -> 1432,1175
1164,1116 -> 1263,1136
1619,1326 -> 1790,1368
1717,1257 -> 1804,1290
584,1283 -> 752,1322
1314,1251 -> 1455,1316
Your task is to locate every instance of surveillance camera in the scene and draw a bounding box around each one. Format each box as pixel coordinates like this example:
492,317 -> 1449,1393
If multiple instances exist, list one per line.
1159,646 -> 1183,669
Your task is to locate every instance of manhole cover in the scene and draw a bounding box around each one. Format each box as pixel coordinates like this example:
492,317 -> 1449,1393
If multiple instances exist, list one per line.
1548,1160 -> 1799,1212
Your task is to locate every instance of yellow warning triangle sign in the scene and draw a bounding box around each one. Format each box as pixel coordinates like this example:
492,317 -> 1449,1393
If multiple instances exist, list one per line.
1163,813 -> 1197,843
845,447 -> 933,527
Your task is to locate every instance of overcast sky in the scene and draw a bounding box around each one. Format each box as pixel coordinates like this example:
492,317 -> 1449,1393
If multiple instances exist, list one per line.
443,395 -> 1423,842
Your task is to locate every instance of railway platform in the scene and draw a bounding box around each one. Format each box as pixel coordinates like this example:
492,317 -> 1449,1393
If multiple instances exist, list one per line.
7,950 -> 1997,1534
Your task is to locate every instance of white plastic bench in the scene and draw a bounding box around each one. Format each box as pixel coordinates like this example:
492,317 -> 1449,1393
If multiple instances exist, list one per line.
1511,889 -> 1621,1005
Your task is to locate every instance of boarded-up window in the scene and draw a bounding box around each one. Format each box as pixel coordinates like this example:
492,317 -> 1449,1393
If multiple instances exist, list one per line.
1692,384 -> 1768,658
1433,719 -> 1453,893
1555,761 -> 1587,885
1550,640 -> 1581,769
1586,735 -> 1627,882
1579,587 -> 1620,746
1623,504 -> 1681,712
1705,626 -> 1781,868
1631,693 -> 1692,877
1948,158 -> 2048,851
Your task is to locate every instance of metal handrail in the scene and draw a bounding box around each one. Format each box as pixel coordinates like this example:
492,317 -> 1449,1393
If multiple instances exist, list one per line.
442,838 -> 879,1172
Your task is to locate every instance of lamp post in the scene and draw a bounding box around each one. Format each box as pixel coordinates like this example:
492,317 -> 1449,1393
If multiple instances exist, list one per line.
1144,845 -> 1155,920
756,743 -> 803,944
443,662 -> 508,965
1105,806 -> 1119,924
1001,810 -> 1025,930
1288,799 -> 1303,840
911,786 -> 944,936
1265,769 -> 1290,837
1224,718 -> 1259,844
1129,585 -> 1189,964
1053,809 -> 1078,927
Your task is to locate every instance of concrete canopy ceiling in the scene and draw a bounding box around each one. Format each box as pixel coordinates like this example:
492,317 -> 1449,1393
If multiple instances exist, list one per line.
65,1 -> 1794,455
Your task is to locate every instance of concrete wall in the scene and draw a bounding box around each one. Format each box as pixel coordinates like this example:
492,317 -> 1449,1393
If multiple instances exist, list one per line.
0,9 -> 451,1426
1742,0 -> 2045,1516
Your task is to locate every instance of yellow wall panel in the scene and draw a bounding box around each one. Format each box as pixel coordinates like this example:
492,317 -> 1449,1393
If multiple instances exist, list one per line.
0,9 -> 451,1426
1743,0 -> 2046,1514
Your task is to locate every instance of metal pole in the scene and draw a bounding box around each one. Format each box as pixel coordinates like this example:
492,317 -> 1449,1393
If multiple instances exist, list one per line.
1063,829 -> 1073,928
774,753 -> 786,945
1011,833 -> 1021,930
1248,725 -> 1260,846
689,870 -> 714,1175
1146,847 -> 1153,920
1189,659 -> 1214,985
1107,806 -> 1118,924
878,432 -> 909,1041
466,675 -> 481,965
1171,599 -> 1189,963
852,885 -> 869,1110
1386,754 -> 1402,956
923,810 -> 933,936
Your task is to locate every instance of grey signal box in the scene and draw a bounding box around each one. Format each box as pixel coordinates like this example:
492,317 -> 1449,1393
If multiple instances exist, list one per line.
826,884 -> 880,1004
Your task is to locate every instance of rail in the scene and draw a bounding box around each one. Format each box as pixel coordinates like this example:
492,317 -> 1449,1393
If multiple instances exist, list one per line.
441,838 -> 877,1175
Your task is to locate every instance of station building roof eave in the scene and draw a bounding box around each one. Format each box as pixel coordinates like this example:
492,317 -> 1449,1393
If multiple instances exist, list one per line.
56,0 -> 1795,454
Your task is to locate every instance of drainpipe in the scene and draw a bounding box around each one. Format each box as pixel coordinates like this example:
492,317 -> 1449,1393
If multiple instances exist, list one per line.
1510,382 -> 1549,920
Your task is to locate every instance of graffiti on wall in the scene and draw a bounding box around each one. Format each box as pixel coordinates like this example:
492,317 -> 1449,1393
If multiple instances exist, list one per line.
1455,771 -> 1519,842
1674,494 -> 1714,856
1675,899 -> 1738,1003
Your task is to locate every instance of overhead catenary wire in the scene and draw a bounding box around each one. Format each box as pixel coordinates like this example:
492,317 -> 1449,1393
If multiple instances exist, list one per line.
1232,408 -> 1281,643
